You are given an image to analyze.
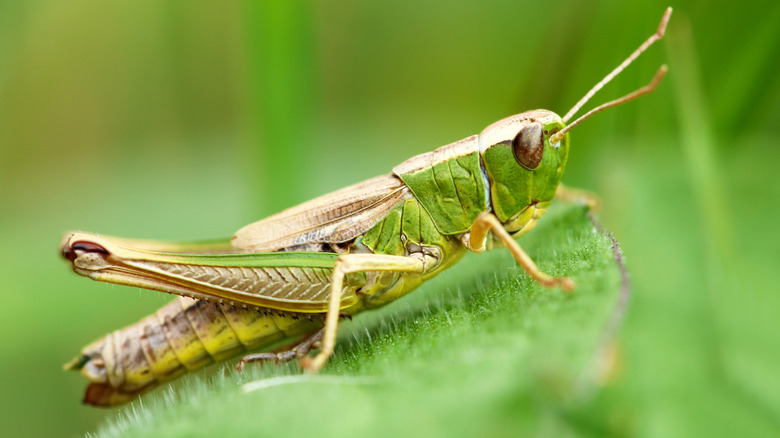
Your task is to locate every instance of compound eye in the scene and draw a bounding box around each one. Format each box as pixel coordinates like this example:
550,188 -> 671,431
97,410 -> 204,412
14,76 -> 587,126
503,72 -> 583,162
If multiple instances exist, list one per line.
511,122 -> 544,170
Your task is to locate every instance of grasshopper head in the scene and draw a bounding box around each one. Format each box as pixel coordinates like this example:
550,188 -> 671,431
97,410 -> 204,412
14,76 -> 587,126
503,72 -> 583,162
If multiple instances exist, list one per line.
474,8 -> 671,235
478,109 -> 569,235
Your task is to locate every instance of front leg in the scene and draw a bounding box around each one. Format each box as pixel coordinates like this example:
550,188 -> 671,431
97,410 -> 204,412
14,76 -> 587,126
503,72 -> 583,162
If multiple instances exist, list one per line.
469,212 -> 575,291
301,254 -> 426,373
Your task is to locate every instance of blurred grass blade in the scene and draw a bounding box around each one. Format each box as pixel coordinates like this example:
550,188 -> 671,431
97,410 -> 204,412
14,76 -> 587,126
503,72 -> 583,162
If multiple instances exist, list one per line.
242,1 -> 317,215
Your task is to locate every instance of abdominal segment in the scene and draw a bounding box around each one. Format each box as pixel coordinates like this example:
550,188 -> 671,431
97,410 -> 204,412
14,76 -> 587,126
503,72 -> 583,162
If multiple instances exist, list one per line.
68,296 -> 322,406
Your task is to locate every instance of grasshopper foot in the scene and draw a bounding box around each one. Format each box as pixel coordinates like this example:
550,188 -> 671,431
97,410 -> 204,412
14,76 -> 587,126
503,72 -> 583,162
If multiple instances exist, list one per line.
559,277 -> 576,292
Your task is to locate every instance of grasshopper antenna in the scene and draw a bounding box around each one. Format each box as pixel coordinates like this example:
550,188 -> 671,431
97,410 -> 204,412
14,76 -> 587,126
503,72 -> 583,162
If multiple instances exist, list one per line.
551,7 -> 672,145
551,65 -> 667,145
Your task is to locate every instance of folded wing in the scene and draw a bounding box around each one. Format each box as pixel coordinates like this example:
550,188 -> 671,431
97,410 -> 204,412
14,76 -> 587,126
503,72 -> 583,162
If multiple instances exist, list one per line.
232,174 -> 411,252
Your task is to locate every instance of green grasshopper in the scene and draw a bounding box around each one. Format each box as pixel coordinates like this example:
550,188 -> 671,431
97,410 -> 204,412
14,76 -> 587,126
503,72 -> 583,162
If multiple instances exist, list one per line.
61,8 -> 671,406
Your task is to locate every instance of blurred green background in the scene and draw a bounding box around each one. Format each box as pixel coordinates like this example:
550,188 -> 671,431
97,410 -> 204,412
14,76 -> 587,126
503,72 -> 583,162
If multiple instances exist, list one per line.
1,0 -> 778,436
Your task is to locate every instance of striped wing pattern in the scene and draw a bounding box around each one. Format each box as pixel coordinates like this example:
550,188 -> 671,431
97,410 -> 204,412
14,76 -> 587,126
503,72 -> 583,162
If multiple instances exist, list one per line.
147,261 -> 339,304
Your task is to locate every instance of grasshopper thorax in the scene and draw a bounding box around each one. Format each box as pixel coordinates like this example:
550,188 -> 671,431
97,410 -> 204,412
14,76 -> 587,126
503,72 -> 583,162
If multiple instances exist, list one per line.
478,109 -> 569,232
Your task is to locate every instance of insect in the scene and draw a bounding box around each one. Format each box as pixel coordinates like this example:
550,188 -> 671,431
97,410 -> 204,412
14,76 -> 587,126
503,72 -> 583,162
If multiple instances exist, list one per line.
61,8 -> 671,406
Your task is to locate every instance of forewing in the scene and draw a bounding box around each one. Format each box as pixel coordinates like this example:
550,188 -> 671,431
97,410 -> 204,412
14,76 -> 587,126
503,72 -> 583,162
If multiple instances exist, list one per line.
232,174 -> 410,252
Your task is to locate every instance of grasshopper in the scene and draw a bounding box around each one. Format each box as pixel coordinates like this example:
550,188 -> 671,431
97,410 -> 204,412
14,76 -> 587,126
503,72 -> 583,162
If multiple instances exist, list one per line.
61,8 -> 671,406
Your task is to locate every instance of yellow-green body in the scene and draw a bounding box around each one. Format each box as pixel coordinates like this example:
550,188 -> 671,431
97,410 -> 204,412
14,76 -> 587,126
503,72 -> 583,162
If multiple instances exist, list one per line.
65,111 -> 569,406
